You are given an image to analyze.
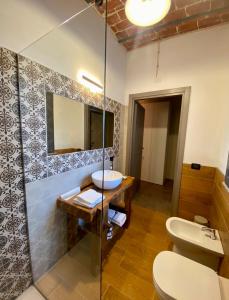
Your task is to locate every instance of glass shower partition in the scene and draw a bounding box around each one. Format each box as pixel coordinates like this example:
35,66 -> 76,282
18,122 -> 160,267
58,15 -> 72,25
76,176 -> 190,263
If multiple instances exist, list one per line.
17,1 -> 107,299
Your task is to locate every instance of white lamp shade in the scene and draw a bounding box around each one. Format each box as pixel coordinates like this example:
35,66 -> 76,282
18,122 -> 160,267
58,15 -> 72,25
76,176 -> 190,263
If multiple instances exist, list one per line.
125,0 -> 171,27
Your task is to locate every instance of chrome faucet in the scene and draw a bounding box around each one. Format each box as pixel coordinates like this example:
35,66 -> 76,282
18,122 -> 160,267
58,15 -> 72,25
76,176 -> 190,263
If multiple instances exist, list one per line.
201,226 -> 217,240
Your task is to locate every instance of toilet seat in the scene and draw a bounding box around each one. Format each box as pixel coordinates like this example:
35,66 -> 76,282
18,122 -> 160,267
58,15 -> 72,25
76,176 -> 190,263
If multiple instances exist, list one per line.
153,251 -> 222,300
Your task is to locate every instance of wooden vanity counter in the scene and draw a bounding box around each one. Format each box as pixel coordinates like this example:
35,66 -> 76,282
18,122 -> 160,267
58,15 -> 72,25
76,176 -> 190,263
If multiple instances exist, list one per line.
57,176 -> 135,273
57,176 -> 134,223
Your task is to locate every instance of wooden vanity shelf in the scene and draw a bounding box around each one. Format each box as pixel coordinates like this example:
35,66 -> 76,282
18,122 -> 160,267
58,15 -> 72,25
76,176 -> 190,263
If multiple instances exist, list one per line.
56,176 -> 135,274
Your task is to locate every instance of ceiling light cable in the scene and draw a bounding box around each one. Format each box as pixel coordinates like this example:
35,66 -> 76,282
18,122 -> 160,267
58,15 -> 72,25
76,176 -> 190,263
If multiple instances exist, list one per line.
155,39 -> 160,78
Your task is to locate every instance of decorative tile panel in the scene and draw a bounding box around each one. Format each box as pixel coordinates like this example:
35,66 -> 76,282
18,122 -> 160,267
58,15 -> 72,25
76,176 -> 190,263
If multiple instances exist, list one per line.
0,48 -> 32,300
18,55 -> 122,183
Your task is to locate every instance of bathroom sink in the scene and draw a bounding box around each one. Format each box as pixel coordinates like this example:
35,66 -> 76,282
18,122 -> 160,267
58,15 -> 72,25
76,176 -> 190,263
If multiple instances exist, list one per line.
92,170 -> 123,190
166,217 -> 224,271
166,217 -> 224,256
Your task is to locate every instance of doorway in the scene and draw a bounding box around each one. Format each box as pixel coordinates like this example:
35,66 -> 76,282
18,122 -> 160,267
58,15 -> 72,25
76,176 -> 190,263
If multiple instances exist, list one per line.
126,87 -> 191,216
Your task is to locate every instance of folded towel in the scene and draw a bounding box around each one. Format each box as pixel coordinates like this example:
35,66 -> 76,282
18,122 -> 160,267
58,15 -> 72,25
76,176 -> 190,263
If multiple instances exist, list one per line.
108,209 -> 126,227
60,186 -> 81,201
76,189 -> 104,204
74,197 -> 102,208
73,189 -> 105,208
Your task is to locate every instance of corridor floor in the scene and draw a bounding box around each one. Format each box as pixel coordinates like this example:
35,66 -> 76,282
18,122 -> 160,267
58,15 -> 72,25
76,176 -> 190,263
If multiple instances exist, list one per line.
133,180 -> 173,214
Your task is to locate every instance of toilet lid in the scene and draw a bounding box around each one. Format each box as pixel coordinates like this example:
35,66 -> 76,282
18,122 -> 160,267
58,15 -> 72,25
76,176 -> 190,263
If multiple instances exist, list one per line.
153,251 -> 221,300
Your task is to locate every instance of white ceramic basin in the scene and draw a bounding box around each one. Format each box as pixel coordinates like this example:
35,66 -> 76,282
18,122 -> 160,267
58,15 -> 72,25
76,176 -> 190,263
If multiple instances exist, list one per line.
92,170 -> 123,190
166,217 -> 224,256
166,217 -> 224,271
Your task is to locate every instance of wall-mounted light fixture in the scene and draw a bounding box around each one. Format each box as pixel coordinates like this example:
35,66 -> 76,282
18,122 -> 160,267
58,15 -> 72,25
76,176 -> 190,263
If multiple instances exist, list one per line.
78,71 -> 103,94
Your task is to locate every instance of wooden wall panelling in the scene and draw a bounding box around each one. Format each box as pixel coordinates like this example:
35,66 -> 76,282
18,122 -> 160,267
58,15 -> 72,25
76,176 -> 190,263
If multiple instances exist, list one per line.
178,164 -> 229,278
178,164 -> 215,221
211,169 -> 229,278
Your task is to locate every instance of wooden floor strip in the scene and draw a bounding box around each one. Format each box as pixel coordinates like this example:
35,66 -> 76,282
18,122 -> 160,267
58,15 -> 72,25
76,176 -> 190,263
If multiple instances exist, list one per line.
102,182 -> 171,300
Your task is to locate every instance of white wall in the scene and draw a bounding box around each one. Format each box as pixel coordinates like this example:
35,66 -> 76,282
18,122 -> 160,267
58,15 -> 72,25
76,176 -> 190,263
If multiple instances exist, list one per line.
53,95 -> 84,150
141,102 -> 169,185
0,0 -> 126,104
0,0 -> 87,52
125,24 -> 229,173
20,1 -> 126,104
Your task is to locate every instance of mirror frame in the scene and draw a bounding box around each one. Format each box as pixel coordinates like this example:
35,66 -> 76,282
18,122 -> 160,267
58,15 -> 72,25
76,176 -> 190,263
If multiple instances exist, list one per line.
18,55 -> 121,183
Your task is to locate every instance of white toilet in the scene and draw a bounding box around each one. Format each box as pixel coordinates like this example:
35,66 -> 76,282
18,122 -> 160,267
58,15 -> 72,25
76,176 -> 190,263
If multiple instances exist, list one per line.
153,251 -> 229,300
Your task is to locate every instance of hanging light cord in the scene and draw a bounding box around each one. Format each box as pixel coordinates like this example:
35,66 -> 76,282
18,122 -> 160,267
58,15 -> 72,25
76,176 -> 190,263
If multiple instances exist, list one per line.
155,39 -> 161,78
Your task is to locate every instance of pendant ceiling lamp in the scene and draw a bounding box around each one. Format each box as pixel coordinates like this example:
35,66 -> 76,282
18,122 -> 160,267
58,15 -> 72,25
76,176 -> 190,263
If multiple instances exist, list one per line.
125,0 -> 171,27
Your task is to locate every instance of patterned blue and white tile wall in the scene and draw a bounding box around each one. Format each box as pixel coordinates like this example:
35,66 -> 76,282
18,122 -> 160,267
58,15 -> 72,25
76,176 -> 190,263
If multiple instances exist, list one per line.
0,47 -> 123,298
0,48 -> 32,300
18,55 -> 121,183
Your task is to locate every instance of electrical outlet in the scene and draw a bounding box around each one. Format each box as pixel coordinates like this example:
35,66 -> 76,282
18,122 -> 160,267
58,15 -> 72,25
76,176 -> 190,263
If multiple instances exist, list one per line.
191,163 -> 201,170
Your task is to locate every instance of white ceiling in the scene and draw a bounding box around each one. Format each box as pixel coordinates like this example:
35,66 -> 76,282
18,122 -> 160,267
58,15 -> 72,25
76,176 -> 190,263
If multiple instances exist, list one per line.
0,0 -> 88,52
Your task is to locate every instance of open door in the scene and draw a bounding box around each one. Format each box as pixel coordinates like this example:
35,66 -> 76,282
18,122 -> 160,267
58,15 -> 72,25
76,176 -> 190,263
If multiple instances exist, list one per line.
141,101 -> 170,185
130,102 -> 145,189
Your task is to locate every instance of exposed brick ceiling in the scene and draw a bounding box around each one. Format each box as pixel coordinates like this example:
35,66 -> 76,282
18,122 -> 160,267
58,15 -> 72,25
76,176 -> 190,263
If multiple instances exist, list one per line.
97,0 -> 229,50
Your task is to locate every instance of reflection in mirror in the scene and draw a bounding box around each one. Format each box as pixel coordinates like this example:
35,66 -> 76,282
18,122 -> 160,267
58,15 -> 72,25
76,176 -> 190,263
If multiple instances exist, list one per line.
46,92 -> 114,154
87,106 -> 114,150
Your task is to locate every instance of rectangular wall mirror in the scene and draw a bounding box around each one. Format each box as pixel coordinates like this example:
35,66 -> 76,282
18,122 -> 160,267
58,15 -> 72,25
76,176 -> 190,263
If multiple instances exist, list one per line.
46,92 -> 114,155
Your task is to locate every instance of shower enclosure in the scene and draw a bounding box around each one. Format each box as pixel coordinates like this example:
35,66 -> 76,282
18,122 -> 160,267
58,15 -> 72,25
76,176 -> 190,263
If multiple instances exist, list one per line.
18,0 -> 109,298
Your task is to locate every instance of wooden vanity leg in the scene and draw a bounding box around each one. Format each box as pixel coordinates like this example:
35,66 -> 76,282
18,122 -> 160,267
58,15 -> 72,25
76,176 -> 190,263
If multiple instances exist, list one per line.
67,215 -> 78,251
124,188 -> 132,228
90,232 -> 101,276
90,208 -> 102,276
91,205 -> 109,276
